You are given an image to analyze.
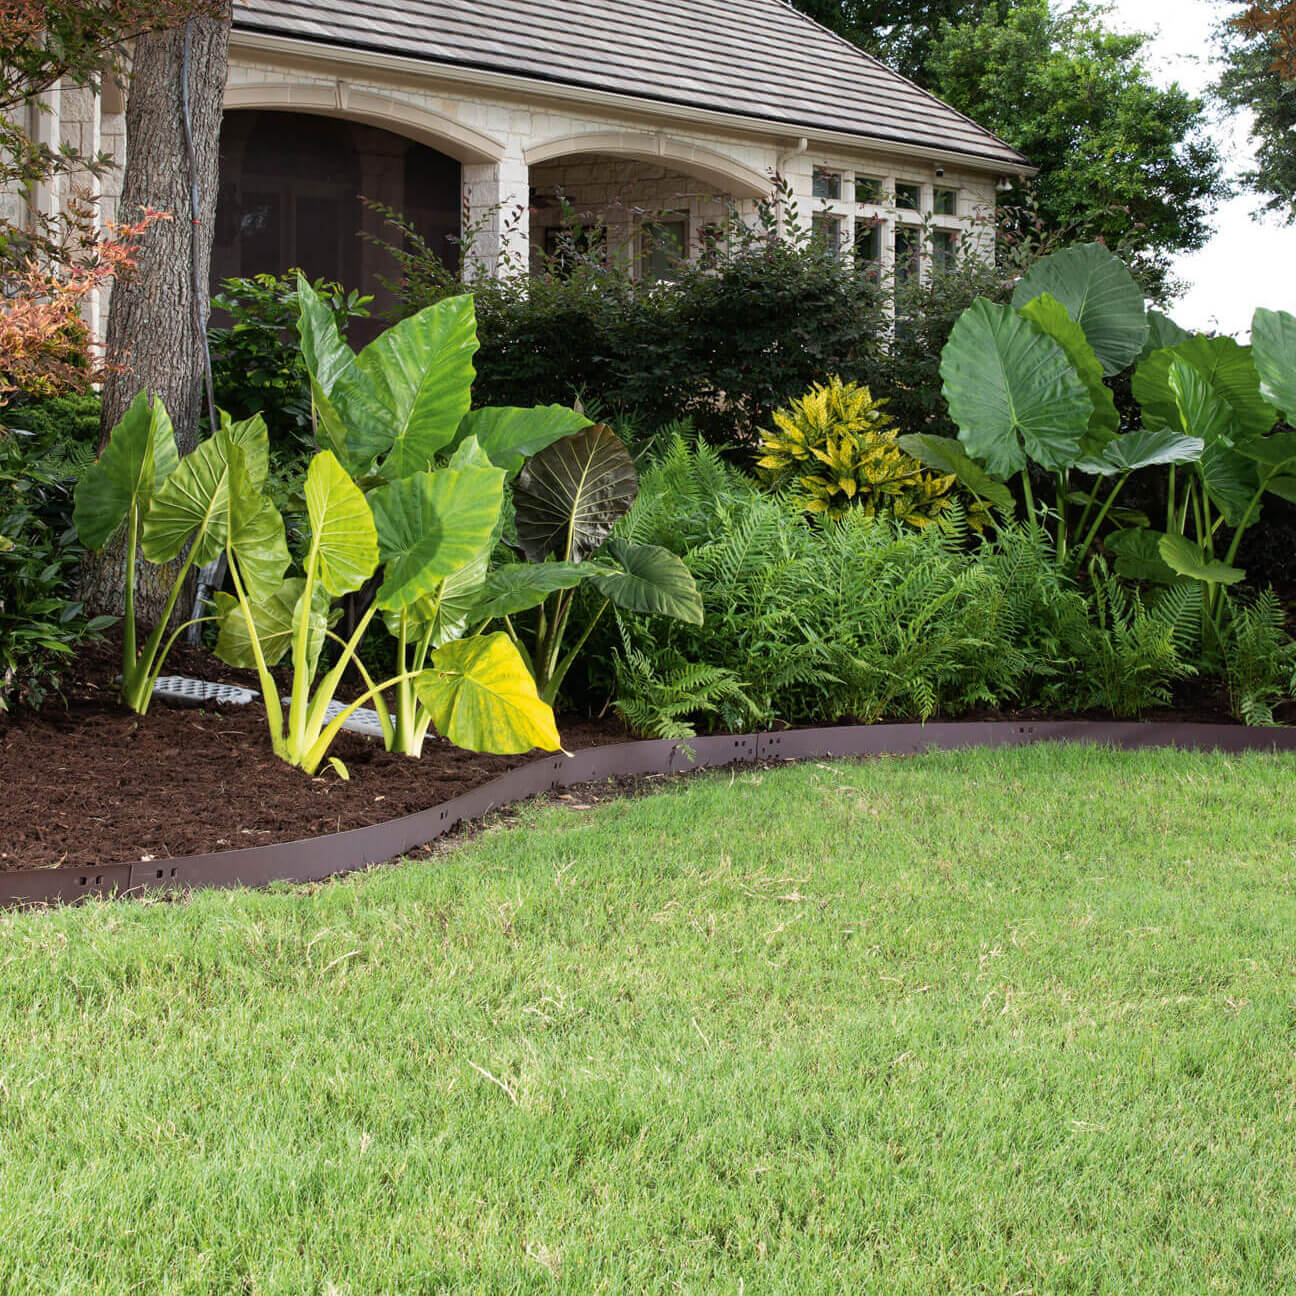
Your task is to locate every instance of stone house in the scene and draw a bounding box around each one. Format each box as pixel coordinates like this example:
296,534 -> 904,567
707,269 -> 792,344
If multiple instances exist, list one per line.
22,0 -> 1030,324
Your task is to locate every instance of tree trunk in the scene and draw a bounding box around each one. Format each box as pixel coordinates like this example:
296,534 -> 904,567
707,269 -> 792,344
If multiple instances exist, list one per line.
82,7 -> 231,626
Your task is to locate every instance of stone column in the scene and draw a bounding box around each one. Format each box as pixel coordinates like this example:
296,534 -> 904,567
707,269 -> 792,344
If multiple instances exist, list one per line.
463,149 -> 529,278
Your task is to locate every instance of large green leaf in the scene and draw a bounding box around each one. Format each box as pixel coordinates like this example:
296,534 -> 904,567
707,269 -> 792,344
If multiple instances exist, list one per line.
1251,307 -> 1296,423
140,436 -> 233,567
213,578 -> 328,671
449,405 -> 589,475
304,450 -> 379,597
1076,426 -> 1204,476
368,453 -> 505,611
216,411 -> 269,492
1139,309 -> 1191,360
1167,357 -> 1237,446
1199,441 -> 1260,526
296,277 -> 391,474
362,296 -> 479,479
73,391 -> 178,549
586,540 -> 704,624
417,632 -> 562,754
941,298 -> 1093,476
1105,528 -> 1182,584
1017,292 -> 1119,446
513,424 -> 639,562
1157,534 -> 1245,585
1136,337 -> 1277,439
1235,431 -> 1296,470
467,562 -> 587,621
387,548 -> 492,649
228,482 -> 290,603
895,434 -> 1014,510
1011,243 -> 1148,375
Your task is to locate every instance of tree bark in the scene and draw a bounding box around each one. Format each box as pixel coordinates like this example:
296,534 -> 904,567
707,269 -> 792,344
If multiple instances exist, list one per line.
82,7 -> 231,625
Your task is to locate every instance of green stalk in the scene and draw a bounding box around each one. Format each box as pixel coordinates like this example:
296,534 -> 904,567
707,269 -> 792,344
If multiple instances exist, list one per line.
1166,464 -> 1177,533
1071,478 -> 1104,556
121,546 -> 200,714
326,629 -> 394,748
539,588 -> 578,698
288,530 -> 323,755
300,601 -> 379,749
391,610 -> 416,754
1054,471 -> 1069,564
1072,473 -> 1131,570
544,598 -> 609,705
300,666 -> 429,776
227,553 -> 286,757
1020,469 -> 1036,525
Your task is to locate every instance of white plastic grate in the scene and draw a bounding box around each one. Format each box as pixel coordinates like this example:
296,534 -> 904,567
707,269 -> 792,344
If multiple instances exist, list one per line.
151,676 -> 386,739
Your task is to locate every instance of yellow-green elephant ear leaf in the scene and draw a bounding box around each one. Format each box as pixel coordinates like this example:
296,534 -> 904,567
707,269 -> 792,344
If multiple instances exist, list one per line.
73,391 -> 178,549
304,450 -> 379,597
418,633 -> 562,754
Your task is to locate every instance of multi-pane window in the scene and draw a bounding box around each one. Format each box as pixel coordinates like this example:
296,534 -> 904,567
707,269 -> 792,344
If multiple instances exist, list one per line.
895,182 -> 922,211
931,229 -> 958,273
854,219 -> 881,267
812,212 -> 843,258
894,225 -> 920,285
854,175 -> 883,204
642,217 -> 687,282
933,188 -> 958,216
812,168 -> 842,200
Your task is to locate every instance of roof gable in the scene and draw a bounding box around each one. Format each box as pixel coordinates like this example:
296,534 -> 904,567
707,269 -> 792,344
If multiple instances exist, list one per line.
234,0 -> 1028,169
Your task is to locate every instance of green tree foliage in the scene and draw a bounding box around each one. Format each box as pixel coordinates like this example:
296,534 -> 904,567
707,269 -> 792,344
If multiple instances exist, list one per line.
1218,6 -> 1296,222
788,0 -> 1006,82
926,1 -> 1225,285
794,1 -> 1225,288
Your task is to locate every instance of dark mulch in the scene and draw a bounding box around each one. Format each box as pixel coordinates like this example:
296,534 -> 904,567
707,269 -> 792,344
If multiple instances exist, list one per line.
1,640 -> 630,872
5,636 -> 1290,874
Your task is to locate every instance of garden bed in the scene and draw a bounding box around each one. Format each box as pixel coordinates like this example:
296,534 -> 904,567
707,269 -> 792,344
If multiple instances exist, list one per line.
1,641 -> 629,872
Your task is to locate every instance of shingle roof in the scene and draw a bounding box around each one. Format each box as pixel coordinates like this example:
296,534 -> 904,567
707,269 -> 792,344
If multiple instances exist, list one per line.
233,0 -> 1029,169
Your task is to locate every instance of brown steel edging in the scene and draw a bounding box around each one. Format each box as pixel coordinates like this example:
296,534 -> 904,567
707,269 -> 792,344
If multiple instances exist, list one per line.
3,722 -> 1294,910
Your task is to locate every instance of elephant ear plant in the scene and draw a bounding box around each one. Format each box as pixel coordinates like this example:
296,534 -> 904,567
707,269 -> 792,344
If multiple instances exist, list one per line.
465,423 -> 704,705
74,394 -> 286,713
293,276 -> 586,755
906,241 -> 1296,642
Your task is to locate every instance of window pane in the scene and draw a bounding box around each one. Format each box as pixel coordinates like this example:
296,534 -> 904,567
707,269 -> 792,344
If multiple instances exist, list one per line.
643,218 -> 687,282
895,226 -> 920,284
931,229 -> 958,273
854,175 -> 883,204
812,168 -> 842,200
896,183 -> 922,211
854,220 -> 881,264
812,213 -> 842,258
933,187 -> 958,216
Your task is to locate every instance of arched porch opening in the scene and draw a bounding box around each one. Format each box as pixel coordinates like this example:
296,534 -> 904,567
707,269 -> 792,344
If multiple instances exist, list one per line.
212,108 -> 462,327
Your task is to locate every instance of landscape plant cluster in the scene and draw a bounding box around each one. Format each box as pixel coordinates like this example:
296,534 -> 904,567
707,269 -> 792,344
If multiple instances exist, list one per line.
71,280 -> 702,773
7,239 -> 1295,753
605,243 -> 1296,734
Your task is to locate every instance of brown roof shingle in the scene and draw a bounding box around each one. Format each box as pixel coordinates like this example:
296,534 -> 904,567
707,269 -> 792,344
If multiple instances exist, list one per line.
233,0 -> 1029,169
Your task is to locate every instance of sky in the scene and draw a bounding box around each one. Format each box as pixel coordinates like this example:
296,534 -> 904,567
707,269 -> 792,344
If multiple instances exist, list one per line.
1104,0 -> 1296,337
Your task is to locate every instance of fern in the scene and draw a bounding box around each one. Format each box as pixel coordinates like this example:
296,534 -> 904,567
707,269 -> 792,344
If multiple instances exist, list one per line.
1220,589 -> 1296,726
613,648 -> 759,739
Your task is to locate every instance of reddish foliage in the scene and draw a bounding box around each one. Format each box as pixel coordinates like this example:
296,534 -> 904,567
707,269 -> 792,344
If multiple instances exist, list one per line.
0,209 -> 168,402
1233,1 -> 1296,77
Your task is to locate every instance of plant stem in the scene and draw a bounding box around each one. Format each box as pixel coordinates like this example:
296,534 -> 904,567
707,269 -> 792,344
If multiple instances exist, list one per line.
1073,474 -> 1130,569
1020,469 -> 1036,526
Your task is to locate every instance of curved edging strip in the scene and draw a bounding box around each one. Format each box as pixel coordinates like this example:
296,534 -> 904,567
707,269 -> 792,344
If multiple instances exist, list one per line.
5,721 -> 1295,909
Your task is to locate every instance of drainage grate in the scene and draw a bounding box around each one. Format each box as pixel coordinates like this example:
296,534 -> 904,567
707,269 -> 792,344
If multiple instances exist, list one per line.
152,676 -> 386,739
153,676 -> 260,708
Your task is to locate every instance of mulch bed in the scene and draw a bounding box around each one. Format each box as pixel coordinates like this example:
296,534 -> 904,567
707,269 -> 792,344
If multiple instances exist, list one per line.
1,640 -> 630,872
4,638 -> 1290,874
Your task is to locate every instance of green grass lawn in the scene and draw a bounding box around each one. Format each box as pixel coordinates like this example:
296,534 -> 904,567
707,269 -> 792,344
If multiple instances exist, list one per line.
4,743 -> 1296,1294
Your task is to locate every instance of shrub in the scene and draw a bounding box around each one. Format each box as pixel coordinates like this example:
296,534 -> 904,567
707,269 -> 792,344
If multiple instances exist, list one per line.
756,376 -> 956,523
1220,588 -> 1296,724
0,391 -> 101,446
209,272 -> 372,455
0,427 -> 110,712
368,198 -> 888,443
